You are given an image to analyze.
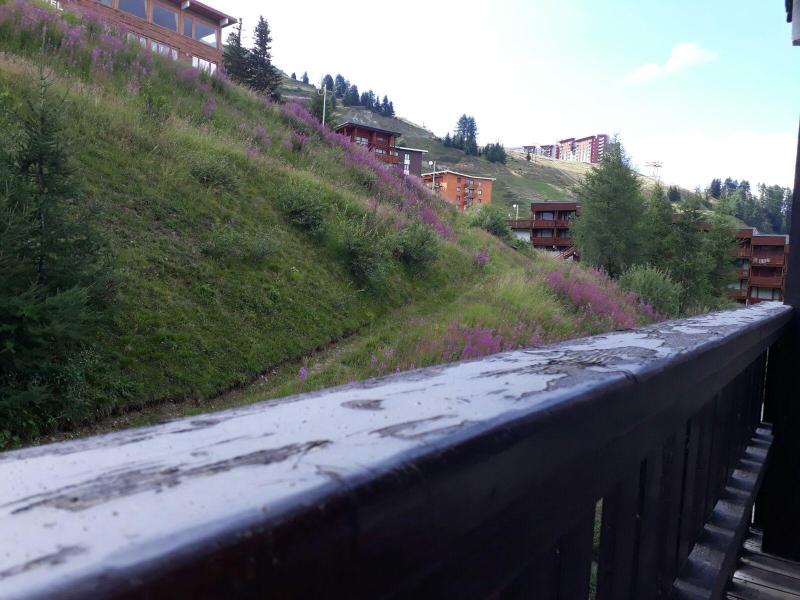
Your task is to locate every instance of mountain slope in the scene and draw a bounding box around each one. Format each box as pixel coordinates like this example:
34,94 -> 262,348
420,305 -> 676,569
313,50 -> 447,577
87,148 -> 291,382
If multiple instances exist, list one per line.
0,1 -> 659,445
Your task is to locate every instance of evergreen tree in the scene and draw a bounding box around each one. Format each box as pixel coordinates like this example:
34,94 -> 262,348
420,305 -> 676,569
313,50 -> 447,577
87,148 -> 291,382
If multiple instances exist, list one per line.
344,84 -> 359,106
709,178 -> 722,199
667,185 -> 681,204
642,183 -> 675,271
1,72 -> 111,441
667,196 -> 714,310
722,177 -> 739,196
526,151 -> 532,162
372,94 -> 381,113
483,142 -> 507,164
380,95 -> 390,116
359,91 -> 370,106
387,101 -> 395,117
443,133 -> 452,147
301,71 -> 309,84
570,141 -> 645,277
334,74 -> 347,97
222,20 -> 248,85
290,72 -> 296,80
454,114 -> 479,156
246,16 -> 281,99
321,74 -> 334,93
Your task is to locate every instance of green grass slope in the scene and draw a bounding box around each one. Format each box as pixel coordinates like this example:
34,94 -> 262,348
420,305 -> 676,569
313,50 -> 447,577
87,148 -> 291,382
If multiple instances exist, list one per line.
0,2 -> 660,443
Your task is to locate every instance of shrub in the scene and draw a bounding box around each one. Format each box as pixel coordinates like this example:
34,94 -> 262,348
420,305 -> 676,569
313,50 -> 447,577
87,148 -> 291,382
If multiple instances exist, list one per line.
189,155 -> 238,191
619,265 -> 682,318
340,218 -> 389,283
470,205 -> 513,242
278,192 -> 326,233
391,221 -> 438,268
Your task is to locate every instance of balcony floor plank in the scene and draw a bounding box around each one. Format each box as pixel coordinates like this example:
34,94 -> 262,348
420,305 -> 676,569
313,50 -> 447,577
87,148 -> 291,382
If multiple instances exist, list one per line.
727,529 -> 800,599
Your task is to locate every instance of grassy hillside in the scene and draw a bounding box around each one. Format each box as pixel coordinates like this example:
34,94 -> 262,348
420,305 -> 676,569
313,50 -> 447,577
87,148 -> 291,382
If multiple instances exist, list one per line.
0,2 -> 660,445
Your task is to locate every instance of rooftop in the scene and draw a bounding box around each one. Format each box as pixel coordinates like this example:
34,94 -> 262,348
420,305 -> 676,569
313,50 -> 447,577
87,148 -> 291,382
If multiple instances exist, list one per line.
334,121 -> 402,138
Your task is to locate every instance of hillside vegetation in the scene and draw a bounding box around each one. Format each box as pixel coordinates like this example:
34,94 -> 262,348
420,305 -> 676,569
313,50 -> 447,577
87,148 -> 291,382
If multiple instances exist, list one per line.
0,1 -> 660,446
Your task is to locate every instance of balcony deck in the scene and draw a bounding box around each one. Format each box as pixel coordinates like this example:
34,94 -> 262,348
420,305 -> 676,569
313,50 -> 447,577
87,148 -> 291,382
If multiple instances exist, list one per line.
0,303 -> 795,599
728,529 -> 800,599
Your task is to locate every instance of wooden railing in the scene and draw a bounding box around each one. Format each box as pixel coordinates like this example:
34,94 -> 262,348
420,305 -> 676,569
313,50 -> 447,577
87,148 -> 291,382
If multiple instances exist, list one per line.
750,274 -> 784,287
752,255 -> 785,266
0,303 -> 793,599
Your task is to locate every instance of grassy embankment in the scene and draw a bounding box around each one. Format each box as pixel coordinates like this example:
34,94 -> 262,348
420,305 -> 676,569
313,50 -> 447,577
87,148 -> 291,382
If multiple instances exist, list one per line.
0,1 -> 661,443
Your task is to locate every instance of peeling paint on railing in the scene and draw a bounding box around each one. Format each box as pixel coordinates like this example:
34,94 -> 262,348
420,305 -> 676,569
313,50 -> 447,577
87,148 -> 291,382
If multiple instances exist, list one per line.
0,302 -> 790,598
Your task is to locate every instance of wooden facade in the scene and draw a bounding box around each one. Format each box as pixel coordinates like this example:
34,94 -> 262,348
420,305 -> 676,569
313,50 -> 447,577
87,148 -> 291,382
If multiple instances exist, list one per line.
531,201 -> 579,251
334,122 -> 402,165
733,230 -> 791,305
420,170 -> 495,210
65,0 -> 236,72
395,146 -> 427,178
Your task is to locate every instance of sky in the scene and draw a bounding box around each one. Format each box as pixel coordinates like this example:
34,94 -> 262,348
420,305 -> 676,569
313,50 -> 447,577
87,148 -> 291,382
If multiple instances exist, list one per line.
205,0 -> 798,190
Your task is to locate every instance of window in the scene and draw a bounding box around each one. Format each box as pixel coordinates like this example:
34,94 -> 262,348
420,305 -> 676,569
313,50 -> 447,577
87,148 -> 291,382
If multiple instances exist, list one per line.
192,56 -> 217,74
152,40 -> 178,60
183,15 -> 192,37
374,148 -> 386,155
540,211 -> 554,220
355,136 -> 368,146
152,4 -> 178,31
194,21 -> 218,48
117,0 -> 146,19
403,165 -> 410,176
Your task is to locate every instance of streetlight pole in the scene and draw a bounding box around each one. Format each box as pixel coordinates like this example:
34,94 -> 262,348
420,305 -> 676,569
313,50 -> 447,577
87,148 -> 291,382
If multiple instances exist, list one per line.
316,84 -> 330,127
513,203 -> 519,220
428,160 -> 436,193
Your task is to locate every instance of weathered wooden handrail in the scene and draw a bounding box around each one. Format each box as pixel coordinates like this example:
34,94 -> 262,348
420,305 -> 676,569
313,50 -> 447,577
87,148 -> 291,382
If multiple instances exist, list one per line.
0,302 -> 792,599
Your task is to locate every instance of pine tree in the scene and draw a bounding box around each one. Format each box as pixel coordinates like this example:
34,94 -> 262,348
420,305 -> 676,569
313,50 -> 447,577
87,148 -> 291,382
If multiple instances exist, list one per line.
246,16 -> 281,99
344,84 -> 359,106
570,141 -> 645,277
642,183 -> 674,271
1,71 -> 111,441
290,72 -> 296,80
709,178 -> 722,199
526,151 -> 532,162
359,91 -> 370,106
301,71 -> 309,84
321,74 -> 334,93
443,133 -> 452,147
372,94 -> 381,113
387,101 -> 395,117
334,74 -> 347,97
667,185 -> 681,203
222,20 -> 248,84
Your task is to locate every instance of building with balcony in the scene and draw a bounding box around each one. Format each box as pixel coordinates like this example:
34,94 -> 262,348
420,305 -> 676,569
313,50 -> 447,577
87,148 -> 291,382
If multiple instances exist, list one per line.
531,201 -> 579,252
65,0 -> 236,73
334,122 -> 402,167
524,135 -> 608,164
731,230 -> 790,305
420,170 -> 495,211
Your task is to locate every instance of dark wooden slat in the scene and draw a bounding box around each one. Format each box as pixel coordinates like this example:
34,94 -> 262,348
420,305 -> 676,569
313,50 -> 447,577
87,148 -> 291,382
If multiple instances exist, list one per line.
498,548 -> 558,600
596,469 -> 640,600
677,416 -> 703,566
741,551 -> 800,583
672,427 -> 773,599
728,579 -> 800,600
660,427 -> 691,597
635,448 -> 667,599
556,508 -> 596,600
734,565 -> 800,596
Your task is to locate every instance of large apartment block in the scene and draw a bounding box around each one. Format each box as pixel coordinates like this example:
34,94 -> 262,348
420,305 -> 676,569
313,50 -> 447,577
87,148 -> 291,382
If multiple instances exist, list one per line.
524,201 -> 791,305
65,0 -> 236,73
524,134 -> 609,164
421,170 -> 495,211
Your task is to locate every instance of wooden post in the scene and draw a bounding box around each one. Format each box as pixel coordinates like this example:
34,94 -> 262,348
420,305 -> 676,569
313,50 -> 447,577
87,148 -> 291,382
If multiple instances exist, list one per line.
760,119 -> 800,559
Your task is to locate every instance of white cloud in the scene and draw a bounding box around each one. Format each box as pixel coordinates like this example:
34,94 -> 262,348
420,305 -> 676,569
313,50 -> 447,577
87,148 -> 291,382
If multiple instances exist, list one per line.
624,42 -> 718,83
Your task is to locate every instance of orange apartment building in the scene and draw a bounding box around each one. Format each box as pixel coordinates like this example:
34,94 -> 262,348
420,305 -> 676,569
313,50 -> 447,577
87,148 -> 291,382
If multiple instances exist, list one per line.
420,170 -> 495,211
65,0 -> 237,73
524,201 -> 790,304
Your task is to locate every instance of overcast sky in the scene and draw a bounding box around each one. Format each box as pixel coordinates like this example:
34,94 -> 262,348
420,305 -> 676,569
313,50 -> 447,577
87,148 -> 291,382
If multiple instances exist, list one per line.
205,0 -> 798,190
